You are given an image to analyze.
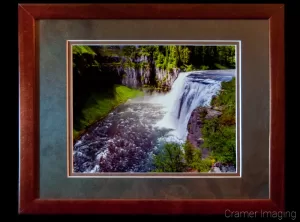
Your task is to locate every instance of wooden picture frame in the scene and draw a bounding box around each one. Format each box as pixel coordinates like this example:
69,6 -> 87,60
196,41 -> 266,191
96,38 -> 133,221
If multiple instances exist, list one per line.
18,4 -> 285,214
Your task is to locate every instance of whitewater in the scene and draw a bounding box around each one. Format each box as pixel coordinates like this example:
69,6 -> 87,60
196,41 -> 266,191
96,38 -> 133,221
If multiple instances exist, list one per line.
73,69 -> 235,173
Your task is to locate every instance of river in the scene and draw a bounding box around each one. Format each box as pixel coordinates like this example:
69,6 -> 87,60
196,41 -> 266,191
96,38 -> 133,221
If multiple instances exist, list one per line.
73,69 -> 235,173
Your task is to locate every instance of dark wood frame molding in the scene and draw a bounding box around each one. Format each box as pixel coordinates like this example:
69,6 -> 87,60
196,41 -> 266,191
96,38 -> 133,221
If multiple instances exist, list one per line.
18,4 -> 285,214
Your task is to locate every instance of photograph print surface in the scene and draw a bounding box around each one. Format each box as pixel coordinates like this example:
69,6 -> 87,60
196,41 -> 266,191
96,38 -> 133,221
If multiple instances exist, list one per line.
71,44 -> 237,174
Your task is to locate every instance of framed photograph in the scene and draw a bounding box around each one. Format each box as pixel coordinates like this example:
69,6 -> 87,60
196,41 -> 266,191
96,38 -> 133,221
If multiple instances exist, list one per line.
18,4 -> 285,214
69,41 -> 240,177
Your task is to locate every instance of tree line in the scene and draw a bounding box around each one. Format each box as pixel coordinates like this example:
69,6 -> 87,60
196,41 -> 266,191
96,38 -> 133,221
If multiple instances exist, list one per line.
97,45 -> 236,71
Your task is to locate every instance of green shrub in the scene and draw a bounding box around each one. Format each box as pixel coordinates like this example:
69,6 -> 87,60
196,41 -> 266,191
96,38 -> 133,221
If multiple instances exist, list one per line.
190,152 -> 212,172
183,141 -> 194,165
214,63 -> 228,70
185,64 -> 195,72
153,142 -> 187,172
200,65 -> 209,70
153,141 -> 213,172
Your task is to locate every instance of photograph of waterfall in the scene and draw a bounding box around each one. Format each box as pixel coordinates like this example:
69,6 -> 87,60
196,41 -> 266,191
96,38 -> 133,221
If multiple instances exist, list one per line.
71,44 -> 237,174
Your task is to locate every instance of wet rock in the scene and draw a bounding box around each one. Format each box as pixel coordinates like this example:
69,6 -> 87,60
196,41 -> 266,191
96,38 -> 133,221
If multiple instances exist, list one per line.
205,108 -> 222,119
212,106 -> 224,111
186,107 -> 222,155
209,162 -> 236,173
209,167 -> 221,173
186,106 -> 222,158
186,107 -> 205,148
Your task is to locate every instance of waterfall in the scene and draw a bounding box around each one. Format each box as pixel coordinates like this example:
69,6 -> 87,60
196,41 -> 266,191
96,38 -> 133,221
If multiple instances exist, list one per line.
74,69 -> 235,172
154,70 -> 234,142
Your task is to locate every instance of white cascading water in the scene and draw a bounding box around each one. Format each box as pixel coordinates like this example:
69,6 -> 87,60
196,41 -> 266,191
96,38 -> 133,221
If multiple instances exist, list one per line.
150,70 -> 234,142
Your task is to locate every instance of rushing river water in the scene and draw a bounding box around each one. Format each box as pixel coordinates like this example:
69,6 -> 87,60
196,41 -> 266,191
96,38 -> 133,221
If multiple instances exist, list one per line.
73,70 -> 235,173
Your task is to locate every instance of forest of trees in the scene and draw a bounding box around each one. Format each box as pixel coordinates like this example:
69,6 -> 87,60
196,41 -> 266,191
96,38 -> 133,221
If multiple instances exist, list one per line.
92,45 -> 236,71
151,45 -> 235,71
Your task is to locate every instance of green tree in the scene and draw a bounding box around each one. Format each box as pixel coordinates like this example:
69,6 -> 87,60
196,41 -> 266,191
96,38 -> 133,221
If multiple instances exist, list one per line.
188,149 -> 212,172
180,46 -> 191,65
194,158 -> 212,172
153,142 -> 186,172
139,45 -> 157,57
183,140 -> 194,165
202,122 -> 235,160
122,45 -> 137,57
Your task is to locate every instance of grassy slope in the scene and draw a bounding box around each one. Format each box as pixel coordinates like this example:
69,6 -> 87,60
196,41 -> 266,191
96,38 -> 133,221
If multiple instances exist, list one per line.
73,85 -> 144,139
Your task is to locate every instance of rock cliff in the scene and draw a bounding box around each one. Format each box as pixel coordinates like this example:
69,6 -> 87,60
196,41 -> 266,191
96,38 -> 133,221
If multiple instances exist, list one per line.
186,105 -> 236,173
187,106 -> 222,158
101,54 -> 180,91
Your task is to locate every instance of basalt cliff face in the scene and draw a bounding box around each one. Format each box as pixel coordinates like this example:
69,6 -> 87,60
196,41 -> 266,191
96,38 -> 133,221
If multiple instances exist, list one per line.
103,55 -> 180,91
